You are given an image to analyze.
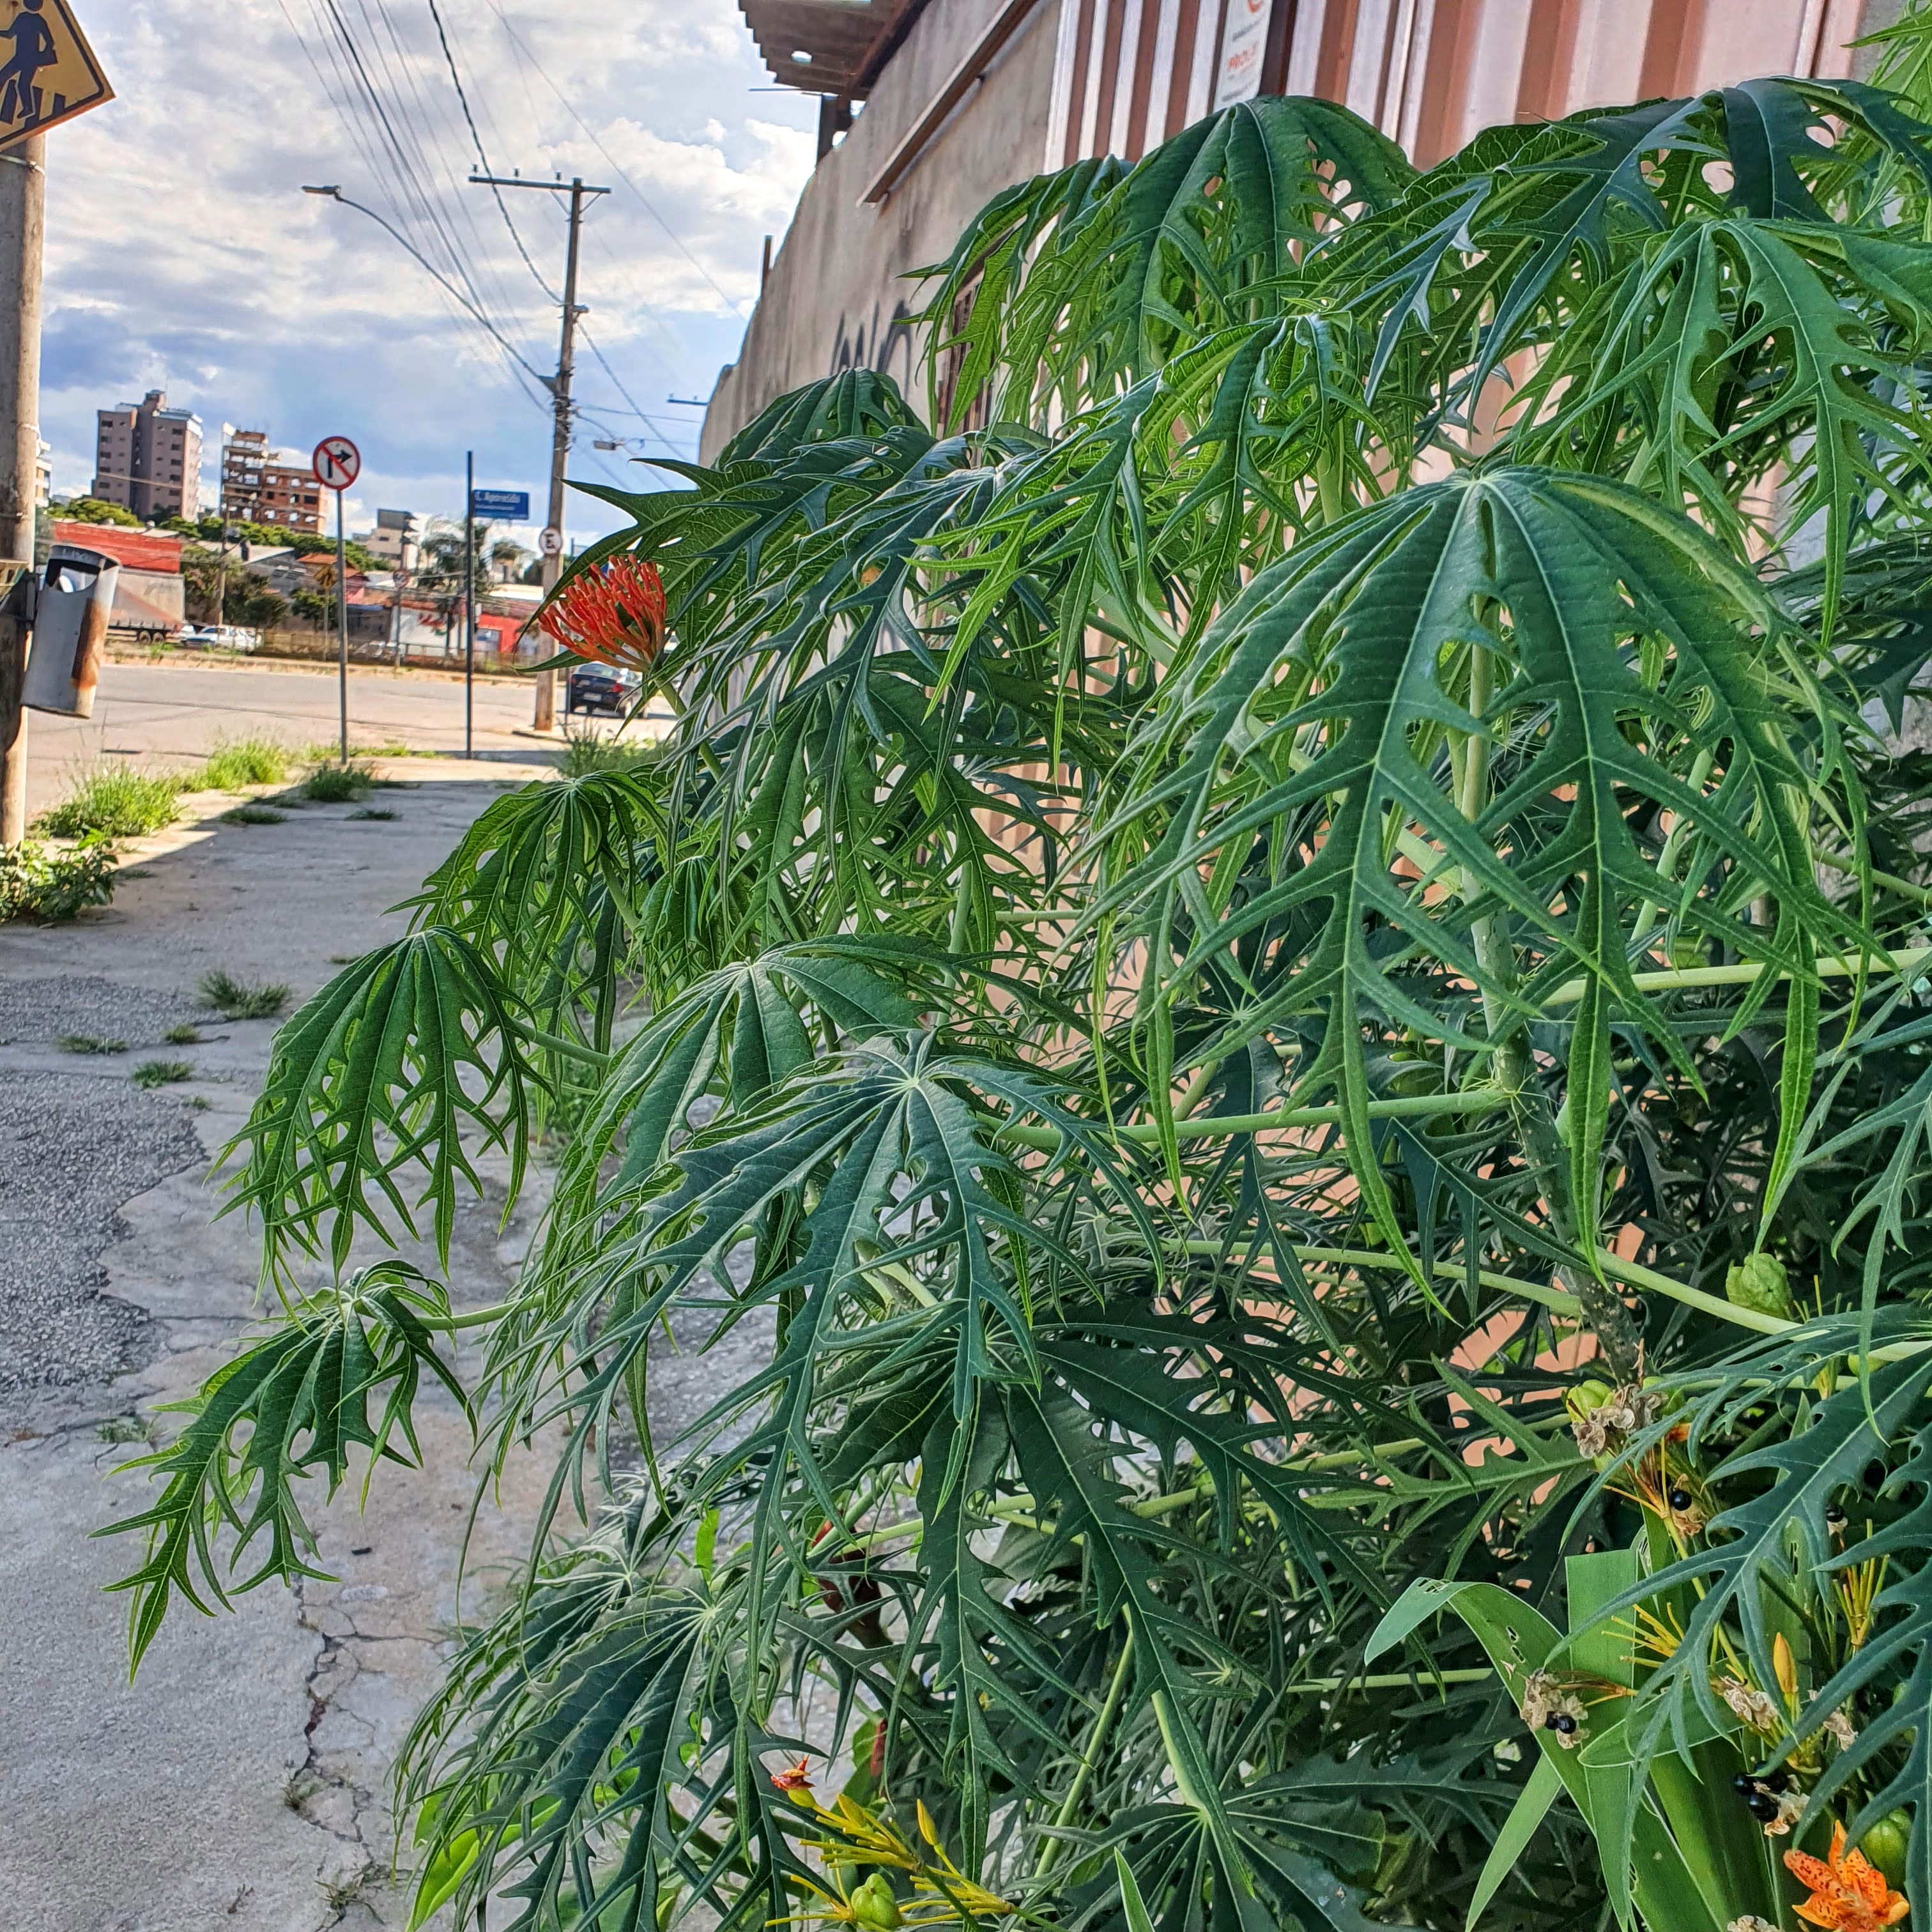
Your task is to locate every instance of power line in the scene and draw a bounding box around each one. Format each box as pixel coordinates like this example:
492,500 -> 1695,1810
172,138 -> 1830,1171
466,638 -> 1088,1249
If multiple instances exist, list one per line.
281,0 -> 555,412
480,0 -> 751,317
302,0 -> 538,345
578,323 -> 700,449
424,0 -> 560,303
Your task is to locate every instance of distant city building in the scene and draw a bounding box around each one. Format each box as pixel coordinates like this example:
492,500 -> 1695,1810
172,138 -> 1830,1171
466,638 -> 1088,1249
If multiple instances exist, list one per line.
220,427 -> 323,535
360,508 -> 420,572
93,389 -> 201,521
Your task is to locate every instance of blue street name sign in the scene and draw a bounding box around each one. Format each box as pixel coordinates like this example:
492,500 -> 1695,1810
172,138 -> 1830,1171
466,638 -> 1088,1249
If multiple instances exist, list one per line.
470,488 -> 530,520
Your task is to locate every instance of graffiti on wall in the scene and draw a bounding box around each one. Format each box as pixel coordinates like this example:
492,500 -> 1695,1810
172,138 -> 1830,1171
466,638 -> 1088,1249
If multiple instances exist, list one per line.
831,298 -> 918,394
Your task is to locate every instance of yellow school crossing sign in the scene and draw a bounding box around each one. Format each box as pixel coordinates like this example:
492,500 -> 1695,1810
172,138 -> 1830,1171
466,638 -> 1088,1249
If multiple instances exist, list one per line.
0,0 -> 111,154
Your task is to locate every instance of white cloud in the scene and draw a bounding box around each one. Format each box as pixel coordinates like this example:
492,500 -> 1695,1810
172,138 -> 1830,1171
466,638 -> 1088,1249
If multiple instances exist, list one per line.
42,0 -> 818,546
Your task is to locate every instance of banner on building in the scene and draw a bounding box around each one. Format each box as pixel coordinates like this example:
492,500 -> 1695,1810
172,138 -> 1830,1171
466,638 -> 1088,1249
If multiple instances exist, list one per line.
1213,0 -> 1274,108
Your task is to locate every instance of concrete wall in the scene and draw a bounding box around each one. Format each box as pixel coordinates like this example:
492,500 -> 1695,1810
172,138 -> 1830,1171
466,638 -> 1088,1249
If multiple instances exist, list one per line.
702,0 -> 1064,461
705,0 -> 1897,459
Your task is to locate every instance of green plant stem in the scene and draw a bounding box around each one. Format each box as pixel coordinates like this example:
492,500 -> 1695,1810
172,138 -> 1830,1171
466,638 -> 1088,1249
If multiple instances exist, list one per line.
1475,919 -> 1644,1378
1283,1666 -> 1494,1696
993,1087 -> 1507,1151
1809,849 -> 1932,906
1590,1247 -> 1792,1336
1033,1629 -> 1135,1879
1173,1239 -> 1583,1315
1542,946 -> 1932,1008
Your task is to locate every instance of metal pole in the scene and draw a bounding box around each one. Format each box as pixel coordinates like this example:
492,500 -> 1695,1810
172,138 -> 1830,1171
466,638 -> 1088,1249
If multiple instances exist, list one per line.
335,484 -> 349,763
464,448 -> 475,760
0,135 -> 45,847
534,180 -> 588,735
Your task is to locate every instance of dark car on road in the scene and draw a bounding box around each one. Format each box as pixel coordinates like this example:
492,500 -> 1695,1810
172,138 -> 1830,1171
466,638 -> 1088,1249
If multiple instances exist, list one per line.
564,664 -> 640,715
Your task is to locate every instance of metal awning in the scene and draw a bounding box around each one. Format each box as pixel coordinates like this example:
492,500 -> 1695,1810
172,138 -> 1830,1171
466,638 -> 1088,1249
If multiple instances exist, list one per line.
739,0 -> 931,99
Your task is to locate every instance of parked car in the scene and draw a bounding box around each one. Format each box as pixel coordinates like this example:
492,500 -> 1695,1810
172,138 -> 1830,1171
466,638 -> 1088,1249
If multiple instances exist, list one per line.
178,624 -> 220,648
215,625 -> 261,653
564,664 -> 639,715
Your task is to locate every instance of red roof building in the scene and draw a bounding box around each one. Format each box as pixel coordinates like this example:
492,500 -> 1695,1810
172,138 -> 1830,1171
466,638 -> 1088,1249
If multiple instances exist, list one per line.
50,521 -> 184,574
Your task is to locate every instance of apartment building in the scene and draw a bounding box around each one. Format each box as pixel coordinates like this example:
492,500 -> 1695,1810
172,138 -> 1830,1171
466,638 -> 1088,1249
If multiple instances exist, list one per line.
220,428 -> 323,535
360,508 -> 421,572
705,0 -> 1885,455
93,389 -> 201,521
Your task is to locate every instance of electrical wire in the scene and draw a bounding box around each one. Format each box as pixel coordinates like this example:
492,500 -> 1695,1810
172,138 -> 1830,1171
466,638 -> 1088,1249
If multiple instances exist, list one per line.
480,0 -> 752,317
281,0 -> 553,411
424,0 -> 560,303
577,324 -> 700,449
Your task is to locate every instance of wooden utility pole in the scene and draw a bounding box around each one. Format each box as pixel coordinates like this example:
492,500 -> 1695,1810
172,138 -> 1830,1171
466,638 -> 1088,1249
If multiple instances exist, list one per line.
468,171 -> 608,733
0,134 -> 43,847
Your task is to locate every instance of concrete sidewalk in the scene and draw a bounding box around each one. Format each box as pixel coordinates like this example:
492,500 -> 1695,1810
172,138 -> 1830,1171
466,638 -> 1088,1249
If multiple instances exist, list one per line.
0,761 -> 559,1929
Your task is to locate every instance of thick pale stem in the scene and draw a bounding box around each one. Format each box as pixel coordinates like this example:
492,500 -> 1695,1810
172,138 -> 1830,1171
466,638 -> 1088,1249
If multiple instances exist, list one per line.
1033,1629 -> 1135,1878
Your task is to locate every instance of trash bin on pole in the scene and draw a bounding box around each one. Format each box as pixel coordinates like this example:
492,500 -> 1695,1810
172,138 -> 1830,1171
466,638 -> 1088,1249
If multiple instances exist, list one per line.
24,542 -> 118,718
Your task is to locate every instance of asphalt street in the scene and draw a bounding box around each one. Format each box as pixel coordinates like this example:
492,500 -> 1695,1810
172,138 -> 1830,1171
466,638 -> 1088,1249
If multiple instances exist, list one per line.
20,656 -> 609,817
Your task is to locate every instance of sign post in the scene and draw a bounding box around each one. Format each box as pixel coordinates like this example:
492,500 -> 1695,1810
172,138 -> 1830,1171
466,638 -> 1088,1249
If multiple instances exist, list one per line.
0,3 -> 111,845
312,433 -> 361,764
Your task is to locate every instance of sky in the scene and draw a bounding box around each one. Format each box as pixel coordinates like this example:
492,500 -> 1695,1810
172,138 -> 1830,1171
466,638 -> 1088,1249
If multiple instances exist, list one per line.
44,0 -> 822,555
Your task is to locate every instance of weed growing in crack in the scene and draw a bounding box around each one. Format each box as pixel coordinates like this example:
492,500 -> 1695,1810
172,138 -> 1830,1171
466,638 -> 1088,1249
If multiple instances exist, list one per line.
164,1024 -> 202,1045
131,1059 -> 194,1089
37,766 -> 182,839
220,805 -> 286,826
59,1034 -> 126,1054
199,735 -> 291,790
95,1416 -> 146,1444
348,807 -> 397,821
199,970 -> 291,1020
298,761 -> 376,803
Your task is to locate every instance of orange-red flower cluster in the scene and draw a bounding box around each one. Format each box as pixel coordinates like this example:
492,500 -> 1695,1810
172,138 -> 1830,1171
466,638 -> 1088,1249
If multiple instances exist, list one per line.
535,554 -> 666,671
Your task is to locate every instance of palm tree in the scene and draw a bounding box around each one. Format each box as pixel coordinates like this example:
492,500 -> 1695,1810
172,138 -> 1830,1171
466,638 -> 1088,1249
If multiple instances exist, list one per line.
107,22 -> 1932,1932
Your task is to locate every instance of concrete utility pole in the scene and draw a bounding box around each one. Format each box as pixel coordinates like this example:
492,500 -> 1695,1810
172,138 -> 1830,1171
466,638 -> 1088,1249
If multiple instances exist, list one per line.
468,172 -> 608,733
0,135 -> 44,847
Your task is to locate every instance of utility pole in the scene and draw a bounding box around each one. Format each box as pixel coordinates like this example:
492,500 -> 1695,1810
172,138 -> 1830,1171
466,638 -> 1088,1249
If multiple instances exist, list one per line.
0,135 -> 44,848
463,449 -> 475,759
469,172 -> 608,733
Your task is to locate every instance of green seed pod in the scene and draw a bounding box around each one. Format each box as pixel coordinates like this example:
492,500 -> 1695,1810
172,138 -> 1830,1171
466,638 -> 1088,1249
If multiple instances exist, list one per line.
1726,1254 -> 1794,1319
850,1875 -> 903,1931
1566,1380 -> 1614,1423
1859,1810 -> 1912,1890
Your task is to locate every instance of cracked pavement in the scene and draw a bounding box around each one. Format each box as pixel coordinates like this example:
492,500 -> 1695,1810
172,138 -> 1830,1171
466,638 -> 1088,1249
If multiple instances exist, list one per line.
0,744 -> 568,1929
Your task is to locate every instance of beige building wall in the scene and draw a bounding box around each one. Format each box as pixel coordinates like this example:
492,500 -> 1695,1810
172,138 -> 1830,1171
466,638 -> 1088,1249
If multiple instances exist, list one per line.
704,0 -> 1899,457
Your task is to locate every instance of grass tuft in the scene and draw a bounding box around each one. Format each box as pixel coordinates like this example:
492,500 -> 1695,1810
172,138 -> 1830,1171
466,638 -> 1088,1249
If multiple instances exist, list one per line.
200,736 -> 292,790
221,805 -> 287,825
60,1033 -> 127,1054
560,729 -> 659,779
199,970 -> 291,1020
347,807 -> 397,821
298,761 -> 377,803
38,767 -> 182,839
131,1059 -> 194,1089
164,1023 -> 202,1045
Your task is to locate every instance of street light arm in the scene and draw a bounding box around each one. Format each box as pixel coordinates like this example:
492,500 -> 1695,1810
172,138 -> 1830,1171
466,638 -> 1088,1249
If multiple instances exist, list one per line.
299,186 -> 549,386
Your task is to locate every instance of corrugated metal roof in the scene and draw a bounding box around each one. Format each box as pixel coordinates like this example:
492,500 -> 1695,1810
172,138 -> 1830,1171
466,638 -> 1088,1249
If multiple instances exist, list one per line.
739,0 -> 930,98
51,522 -> 184,574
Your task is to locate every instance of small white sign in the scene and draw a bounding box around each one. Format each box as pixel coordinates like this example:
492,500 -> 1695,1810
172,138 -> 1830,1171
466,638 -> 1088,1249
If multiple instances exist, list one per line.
539,526 -> 563,556
1213,0 -> 1273,108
